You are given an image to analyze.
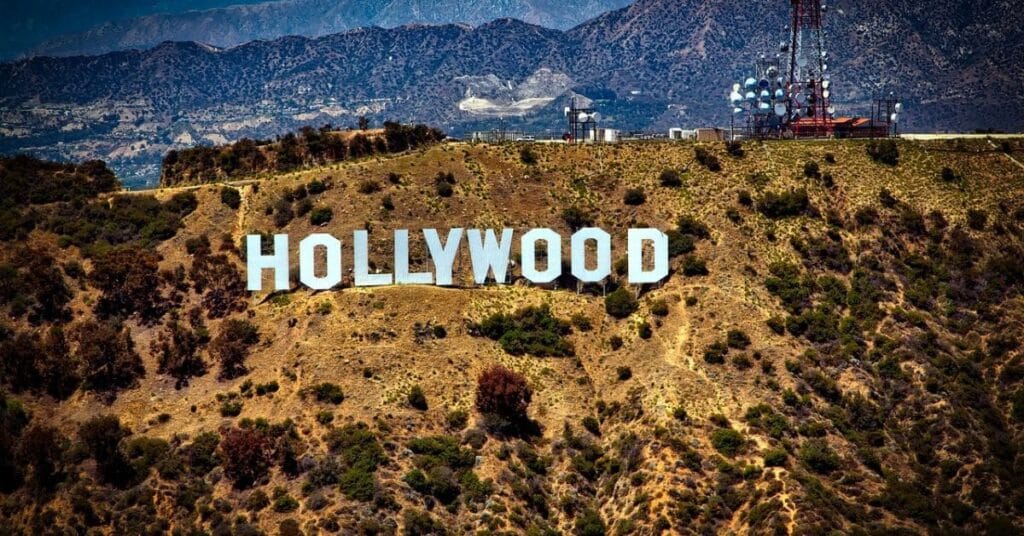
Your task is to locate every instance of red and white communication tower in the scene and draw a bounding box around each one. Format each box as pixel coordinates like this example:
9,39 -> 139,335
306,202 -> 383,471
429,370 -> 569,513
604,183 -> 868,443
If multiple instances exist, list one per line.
786,0 -> 834,136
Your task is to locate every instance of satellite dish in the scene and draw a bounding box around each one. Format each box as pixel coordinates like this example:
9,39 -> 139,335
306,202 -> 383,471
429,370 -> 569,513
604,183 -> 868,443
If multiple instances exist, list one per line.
577,112 -> 589,122
733,107 -> 744,114
759,101 -> 771,111
795,93 -> 806,105
891,113 -> 899,123
797,56 -> 808,68
775,88 -> 785,99
760,89 -> 770,99
745,91 -> 757,101
822,90 -> 831,99
822,63 -> 829,71
827,105 -> 836,114
564,107 -> 571,116
759,79 -> 770,89
767,66 -> 778,77
822,80 -> 831,89
730,92 -> 743,104
732,83 -> 741,92
592,112 -> 602,122
774,103 -> 787,116
744,77 -> 757,89
894,103 -> 902,112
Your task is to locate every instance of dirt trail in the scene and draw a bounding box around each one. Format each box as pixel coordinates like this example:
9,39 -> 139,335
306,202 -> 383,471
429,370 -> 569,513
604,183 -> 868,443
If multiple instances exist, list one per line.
987,139 -> 1024,171
773,467 -> 799,535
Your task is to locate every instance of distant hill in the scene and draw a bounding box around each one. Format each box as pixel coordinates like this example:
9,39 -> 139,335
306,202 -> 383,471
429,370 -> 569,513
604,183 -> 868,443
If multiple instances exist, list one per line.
1,0 -> 1022,186
28,0 -> 633,58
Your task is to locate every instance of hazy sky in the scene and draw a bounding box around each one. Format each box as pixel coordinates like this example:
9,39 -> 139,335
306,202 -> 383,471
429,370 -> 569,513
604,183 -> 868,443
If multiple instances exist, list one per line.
1,0 -> 265,58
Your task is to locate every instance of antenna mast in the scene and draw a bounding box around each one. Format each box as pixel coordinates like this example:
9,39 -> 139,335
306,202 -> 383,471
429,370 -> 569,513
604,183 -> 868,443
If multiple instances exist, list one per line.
787,0 -> 833,137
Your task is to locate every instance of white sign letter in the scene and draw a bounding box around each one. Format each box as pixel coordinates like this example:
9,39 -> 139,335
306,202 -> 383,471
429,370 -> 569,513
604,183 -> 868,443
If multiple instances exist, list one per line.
394,229 -> 433,285
299,234 -> 342,290
246,234 -> 289,291
571,228 -> 611,282
468,229 -> 513,284
628,228 -> 669,284
520,228 -> 562,284
424,228 -> 463,286
353,230 -> 392,286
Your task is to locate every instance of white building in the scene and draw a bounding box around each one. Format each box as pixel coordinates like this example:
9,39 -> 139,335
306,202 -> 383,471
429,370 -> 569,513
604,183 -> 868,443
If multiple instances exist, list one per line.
589,128 -> 620,143
669,128 -> 696,140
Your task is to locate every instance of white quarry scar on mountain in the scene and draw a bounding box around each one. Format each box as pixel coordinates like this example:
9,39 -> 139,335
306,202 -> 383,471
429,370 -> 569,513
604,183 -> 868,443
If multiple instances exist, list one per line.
455,68 -> 573,116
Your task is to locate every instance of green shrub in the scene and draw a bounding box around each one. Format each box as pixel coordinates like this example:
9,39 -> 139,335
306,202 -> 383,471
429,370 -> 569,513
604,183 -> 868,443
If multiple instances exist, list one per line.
867,140 -> 899,166
637,322 -> 652,339
967,209 -> 988,231
477,305 -> 573,357
763,448 -> 788,467
408,385 -> 428,410
798,439 -> 840,473
676,215 -> 711,239
695,147 -> 721,172
681,256 -> 708,276
310,382 -> 344,404
703,341 -> 728,364
765,262 -> 811,311
446,409 -> 469,430
403,509 -> 447,535
357,180 -> 381,194
738,190 -> 753,206
659,169 -> 683,187
726,329 -> 751,349
650,299 -> 670,317
731,354 -> 752,369
561,206 -> 595,231
605,288 -> 638,319
307,179 -> 327,193
299,198 -> 313,220
273,493 -> 299,512
520,146 -> 538,165
666,230 -> 696,257
725,141 -> 745,157
623,189 -> 646,206
571,313 -> 593,331
616,366 -> 633,381
711,428 -> 745,457
757,189 -> 810,219
803,161 -> 821,179
218,394 -> 243,417
220,187 -> 241,209
309,206 -> 333,225
574,508 -> 607,536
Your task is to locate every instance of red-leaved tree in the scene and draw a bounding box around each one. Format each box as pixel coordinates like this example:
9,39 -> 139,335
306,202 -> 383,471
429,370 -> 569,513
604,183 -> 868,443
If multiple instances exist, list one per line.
475,365 -> 532,433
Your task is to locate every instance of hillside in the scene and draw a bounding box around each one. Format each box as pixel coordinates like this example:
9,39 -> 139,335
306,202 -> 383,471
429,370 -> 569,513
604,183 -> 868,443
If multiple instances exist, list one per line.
2,0 -> 1023,187
1,138 -> 1024,534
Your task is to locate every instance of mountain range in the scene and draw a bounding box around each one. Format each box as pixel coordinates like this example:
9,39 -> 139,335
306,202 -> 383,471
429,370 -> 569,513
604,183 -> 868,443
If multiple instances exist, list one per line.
28,0 -> 632,58
1,0 -> 1022,186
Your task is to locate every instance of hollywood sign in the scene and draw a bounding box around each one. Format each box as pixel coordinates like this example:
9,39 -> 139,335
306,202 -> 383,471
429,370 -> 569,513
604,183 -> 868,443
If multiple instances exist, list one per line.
246,228 -> 669,291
